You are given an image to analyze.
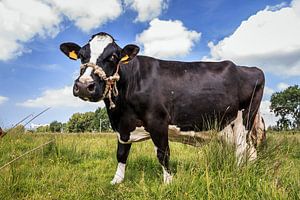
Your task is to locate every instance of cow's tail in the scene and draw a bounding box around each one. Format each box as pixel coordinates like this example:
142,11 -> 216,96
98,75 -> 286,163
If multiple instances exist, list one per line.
245,67 -> 265,131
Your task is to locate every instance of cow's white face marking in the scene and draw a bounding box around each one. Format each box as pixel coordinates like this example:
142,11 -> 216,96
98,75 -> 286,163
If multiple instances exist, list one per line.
111,162 -> 126,185
89,35 -> 113,64
79,67 -> 93,83
78,34 -> 113,84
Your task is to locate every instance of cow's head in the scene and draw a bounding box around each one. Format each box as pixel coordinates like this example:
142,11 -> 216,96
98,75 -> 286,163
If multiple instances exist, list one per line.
60,32 -> 139,103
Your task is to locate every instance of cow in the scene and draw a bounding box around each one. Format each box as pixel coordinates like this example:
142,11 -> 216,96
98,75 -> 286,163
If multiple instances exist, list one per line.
60,32 -> 265,184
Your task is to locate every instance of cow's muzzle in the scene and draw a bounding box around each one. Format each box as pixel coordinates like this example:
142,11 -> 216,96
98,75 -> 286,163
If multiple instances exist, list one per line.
79,62 -> 121,108
73,80 -> 99,101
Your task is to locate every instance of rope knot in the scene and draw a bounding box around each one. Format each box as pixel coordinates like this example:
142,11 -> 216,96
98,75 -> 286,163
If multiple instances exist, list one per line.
80,61 -> 122,109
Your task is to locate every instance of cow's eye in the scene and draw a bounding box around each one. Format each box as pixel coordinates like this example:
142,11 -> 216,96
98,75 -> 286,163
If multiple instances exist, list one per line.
108,53 -> 118,62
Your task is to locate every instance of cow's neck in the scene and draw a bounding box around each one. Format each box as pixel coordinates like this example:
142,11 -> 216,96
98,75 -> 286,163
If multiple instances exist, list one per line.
103,57 -> 141,131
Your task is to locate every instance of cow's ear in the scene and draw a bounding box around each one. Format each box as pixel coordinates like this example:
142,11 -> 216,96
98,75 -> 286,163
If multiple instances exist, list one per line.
120,44 -> 139,63
60,42 -> 81,60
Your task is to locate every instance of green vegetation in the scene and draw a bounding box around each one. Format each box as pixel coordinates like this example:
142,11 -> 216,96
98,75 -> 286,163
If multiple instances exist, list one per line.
0,131 -> 299,199
36,125 -> 50,133
270,85 -> 300,130
67,112 -> 95,133
49,121 -> 63,133
37,107 -> 111,133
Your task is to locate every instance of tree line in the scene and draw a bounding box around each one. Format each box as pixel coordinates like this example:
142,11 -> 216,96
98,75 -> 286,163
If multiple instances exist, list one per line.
37,107 -> 112,133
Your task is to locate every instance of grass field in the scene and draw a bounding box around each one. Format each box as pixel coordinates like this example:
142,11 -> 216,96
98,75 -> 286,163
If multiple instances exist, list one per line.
0,131 -> 299,200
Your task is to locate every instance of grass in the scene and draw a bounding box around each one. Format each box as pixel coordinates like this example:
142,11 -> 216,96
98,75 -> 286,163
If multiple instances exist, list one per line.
0,131 -> 299,199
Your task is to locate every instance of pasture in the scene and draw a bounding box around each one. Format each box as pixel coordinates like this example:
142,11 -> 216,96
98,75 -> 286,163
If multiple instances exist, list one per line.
0,131 -> 299,200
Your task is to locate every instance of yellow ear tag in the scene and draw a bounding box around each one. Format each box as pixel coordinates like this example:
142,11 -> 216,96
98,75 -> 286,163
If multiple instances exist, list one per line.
69,50 -> 78,60
120,55 -> 129,63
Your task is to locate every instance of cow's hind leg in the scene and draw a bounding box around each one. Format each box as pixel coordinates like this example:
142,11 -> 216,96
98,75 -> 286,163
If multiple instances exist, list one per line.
231,110 -> 258,165
147,122 -> 172,184
111,142 -> 132,184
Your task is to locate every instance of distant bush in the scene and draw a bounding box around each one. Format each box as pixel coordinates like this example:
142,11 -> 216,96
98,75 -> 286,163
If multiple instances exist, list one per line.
50,121 -> 62,132
35,107 -> 112,133
67,107 -> 111,133
36,125 -> 50,133
4,124 -> 25,136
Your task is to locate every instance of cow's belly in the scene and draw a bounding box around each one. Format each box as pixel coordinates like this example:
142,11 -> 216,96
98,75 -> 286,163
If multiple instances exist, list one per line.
116,110 -> 243,146
117,125 -> 223,147
170,95 -> 239,131
117,110 -> 257,163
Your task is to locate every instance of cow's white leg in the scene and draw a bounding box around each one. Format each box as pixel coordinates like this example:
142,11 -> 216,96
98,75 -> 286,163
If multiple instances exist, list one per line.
247,131 -> 257,162
235,127 -> 248,165
111,141 -> 132,184
233,110 -> 248,165
154,145 -> 172,184
162,166 -> 173,184
147,120 -> 172,185
111,163 -> 126,185
233,110 -> 257,164
154,146 -> 173,184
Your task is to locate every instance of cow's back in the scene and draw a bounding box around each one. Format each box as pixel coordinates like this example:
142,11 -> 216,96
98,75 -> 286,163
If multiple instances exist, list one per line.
119,57 -> 264,132
135,58 -> 242,131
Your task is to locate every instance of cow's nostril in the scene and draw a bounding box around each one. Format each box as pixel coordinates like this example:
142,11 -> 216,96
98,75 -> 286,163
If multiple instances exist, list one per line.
87,83 -> 95,93
74,83 -> 80,95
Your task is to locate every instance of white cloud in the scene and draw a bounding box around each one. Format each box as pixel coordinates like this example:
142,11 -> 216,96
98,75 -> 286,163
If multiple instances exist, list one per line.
277,82 -> 289,90
260,100 -> 278,127
266,2 -> 288,11
263,86 -> 275,99
125,0 -> 168,22
0,0 -> 60,61
292,0 -> 300,14
17,86 -> 101,109
0,96 -> 9,105
0,0 -> 123,61
48,0 -> 122,32
136,18 -> 201,59
207,0 -> 300,76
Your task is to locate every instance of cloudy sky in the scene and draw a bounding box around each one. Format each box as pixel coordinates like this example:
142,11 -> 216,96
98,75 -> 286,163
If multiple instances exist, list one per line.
0,0 -> 299,128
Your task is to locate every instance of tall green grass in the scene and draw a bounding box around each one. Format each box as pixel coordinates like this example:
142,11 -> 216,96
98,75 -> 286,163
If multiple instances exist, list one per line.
0,132 -> 299,199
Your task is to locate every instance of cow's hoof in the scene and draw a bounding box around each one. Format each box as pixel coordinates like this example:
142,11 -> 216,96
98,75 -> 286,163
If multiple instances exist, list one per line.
163,174 -> 173,184
110,176 -> 124,185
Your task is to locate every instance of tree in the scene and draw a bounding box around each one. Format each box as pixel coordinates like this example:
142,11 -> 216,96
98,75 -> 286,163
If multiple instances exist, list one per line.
270,85 -> 300,130
67,112 -> 95,132
61,123 -> 67,133
93,107 -> 112,132
49,121 -> 62,132
66,108 -> 112,133
36,125 -> 50,132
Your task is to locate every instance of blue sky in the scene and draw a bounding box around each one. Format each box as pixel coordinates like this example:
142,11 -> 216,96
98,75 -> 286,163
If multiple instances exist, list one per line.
0,0 -> 299,128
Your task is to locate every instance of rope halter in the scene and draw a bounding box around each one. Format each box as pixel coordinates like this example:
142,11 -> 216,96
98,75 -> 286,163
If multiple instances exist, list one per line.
80,58 -> 125,109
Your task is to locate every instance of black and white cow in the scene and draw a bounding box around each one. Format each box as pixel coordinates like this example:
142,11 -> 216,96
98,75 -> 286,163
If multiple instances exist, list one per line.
60,32 -> 265,184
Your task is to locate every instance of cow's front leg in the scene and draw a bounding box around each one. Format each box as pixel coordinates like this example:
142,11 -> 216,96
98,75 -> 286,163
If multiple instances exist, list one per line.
111,141 -> 132,185
148,125 -> 172,184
